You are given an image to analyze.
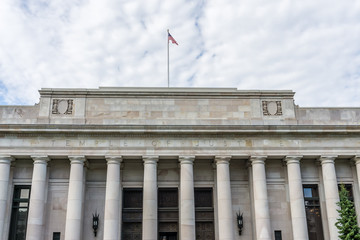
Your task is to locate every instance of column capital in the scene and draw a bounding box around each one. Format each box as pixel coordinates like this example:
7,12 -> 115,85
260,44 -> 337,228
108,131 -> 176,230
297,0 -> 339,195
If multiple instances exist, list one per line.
250,155 -> 267,165
214,156 -> 231,165
352,156 -> 360,164
31,155 -> 50,164
0,155 -> 14,164
179,156 -> 195,164
319,155 -> 337,165
105,156 -> 123,165
68,155 -> 86,165
143,155 -> 159,164
284,155 -> 303,165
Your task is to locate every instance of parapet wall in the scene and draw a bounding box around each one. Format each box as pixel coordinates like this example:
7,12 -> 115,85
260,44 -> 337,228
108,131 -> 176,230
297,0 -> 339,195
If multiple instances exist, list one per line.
0,87 -> 359,125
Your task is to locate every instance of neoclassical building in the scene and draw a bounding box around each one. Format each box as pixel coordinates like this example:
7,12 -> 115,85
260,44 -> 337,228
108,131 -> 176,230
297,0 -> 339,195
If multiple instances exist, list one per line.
0,87 -> 359,240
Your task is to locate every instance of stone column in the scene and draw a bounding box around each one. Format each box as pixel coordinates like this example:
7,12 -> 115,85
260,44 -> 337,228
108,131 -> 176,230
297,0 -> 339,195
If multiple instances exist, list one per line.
0,156 -> 14,239
179,156 -> 196,240
26,156 -> 50,240
320,156 -> 339,240
64,156 -> 86,240
104,156 -> 123,240
142,156 -> 158,240
354,156 -> 360,195
284,156 -> 308,240
215,156 -> 234,240
250,156 -> 271,240
353,155 -> 360,226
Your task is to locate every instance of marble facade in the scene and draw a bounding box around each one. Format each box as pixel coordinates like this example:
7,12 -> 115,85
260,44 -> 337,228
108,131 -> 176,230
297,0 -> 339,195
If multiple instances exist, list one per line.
0,87 -> 359,240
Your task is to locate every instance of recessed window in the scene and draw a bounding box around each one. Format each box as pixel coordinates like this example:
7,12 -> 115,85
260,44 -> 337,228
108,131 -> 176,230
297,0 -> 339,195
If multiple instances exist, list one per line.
303,185 -> 324,240
122,188 -> 143,240
53,232 -> 61,240
274,230 -> 282,240
195,188 -> 214,240
8,185 -> 31,240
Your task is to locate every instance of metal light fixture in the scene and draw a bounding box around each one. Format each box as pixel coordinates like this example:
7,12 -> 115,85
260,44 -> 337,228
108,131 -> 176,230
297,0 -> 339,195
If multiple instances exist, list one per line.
236,211 -> 243,235
92,211 -> 99,237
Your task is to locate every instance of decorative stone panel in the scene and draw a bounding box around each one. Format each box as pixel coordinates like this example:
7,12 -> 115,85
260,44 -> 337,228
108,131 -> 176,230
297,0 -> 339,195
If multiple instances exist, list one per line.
52,99 -> 73,115
262,101 -> 282,116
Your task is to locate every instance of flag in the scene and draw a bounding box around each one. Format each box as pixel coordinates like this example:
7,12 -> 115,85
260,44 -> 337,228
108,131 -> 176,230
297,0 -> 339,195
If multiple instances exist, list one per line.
168,32 -> 178,45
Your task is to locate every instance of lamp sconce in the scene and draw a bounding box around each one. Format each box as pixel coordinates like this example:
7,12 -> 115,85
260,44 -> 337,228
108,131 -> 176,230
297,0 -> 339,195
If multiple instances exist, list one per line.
92,211 -> 99,237
236,211 -> 243,235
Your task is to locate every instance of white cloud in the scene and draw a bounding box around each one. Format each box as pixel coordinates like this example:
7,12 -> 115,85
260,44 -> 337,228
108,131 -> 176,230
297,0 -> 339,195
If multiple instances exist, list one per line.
0,0 -> 359,106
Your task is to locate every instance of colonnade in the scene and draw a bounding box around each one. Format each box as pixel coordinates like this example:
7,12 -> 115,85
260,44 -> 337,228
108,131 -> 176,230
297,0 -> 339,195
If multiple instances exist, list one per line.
0,155 -> 359,240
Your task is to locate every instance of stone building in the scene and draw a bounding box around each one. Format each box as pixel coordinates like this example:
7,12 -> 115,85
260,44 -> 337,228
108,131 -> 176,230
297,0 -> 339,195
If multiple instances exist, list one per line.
0,87 -> 359,240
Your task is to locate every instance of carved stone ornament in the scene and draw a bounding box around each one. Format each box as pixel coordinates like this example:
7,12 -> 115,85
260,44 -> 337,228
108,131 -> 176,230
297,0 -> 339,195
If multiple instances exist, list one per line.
262,101 -> 282,116
52,99 -> 73,115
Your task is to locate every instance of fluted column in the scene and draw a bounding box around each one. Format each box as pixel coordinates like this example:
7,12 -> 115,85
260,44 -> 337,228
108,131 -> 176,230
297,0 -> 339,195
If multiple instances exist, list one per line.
250,156 -> 271,240
179,156 -> 196,240
320,156 -> 339,240
142,156 -> 158,240
65,156 -> 86,240
0,156 -> 14,239
104,156 -> 123,240
26,156 -> 50,240
215,156 -> 234,240
284,156 -> 308,240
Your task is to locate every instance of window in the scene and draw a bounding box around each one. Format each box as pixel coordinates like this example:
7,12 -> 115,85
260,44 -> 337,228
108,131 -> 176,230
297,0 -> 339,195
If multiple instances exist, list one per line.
122,188 -> 143,240
158,188 -> 178,239
274,230 -> 282,240
195,188 -> 214,240
52,232 -> 61,240
8,186 -> 31,240
303,185 -> 324,240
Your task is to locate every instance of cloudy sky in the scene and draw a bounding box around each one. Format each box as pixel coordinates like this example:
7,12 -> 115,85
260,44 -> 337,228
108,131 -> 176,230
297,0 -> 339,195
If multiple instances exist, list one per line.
0,0 -> 359,107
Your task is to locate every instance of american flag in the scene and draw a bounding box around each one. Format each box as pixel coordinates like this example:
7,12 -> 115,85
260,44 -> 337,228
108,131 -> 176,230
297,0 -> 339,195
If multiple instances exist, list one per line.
168,32 -> 178,45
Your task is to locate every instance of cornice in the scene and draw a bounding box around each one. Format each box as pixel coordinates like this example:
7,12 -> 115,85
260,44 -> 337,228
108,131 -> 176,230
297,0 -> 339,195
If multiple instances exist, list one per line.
38,87 -> 295,99
0,124 -> 359,135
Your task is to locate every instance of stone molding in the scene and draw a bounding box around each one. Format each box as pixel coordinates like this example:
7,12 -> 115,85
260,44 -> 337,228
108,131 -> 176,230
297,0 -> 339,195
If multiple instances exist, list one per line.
31,155 -> 50,165
39,87 -> 295,98
284,155 -> 303,165
319,155 -> 337,165
2,124 -> 358,135
179,156 -> 195,164
0,155 -> 14,164
68,155 -> 86,165
250,156 -> 267,165
105,156 -> 123,165
214,156 -> 231,165
142,155 -> 159,164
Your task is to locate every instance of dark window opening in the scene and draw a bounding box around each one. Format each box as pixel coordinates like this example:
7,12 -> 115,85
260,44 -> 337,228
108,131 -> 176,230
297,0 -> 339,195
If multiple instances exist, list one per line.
52,232 -> 61,240
195,188 -> 214,240
8,185 -> 31,240
158,188 -> 178,240
274,230 -> 282,240
303,185 -> 324,240
122,188 -> 143,240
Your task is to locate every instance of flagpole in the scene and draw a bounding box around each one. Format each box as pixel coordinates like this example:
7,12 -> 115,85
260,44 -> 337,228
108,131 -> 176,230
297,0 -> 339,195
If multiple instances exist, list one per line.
167,29 -> 169,88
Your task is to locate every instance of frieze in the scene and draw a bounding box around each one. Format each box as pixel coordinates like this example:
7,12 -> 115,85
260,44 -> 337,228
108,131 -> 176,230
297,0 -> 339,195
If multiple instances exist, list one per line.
0,136 -> 358,150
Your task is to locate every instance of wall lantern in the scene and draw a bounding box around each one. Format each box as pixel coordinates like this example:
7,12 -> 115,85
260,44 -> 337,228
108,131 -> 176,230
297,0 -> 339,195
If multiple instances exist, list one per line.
92,211 -> 99,237
236,211 -> 243,235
